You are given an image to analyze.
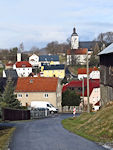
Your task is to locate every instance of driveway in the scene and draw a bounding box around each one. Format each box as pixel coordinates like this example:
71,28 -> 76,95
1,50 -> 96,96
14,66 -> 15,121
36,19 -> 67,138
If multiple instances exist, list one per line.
9,114 -> 106,150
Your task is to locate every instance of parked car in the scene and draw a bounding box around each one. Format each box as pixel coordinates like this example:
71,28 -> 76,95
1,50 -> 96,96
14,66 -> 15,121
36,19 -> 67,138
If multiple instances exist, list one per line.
31,101 -> 58,113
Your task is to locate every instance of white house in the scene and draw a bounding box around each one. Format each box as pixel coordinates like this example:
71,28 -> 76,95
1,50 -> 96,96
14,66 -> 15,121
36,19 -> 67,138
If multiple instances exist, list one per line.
77,67 -> 100,80
13,61 -> 32,77
29,54 -> 40,67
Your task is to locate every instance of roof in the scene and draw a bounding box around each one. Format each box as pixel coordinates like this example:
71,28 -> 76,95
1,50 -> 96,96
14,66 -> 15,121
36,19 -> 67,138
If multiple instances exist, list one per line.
15,61 -> 32,68
39,55 -> 59,61
6,63 -> 13,66
67,48 -> 88,55
78,67 -> 98,74
94,101 -> 100,106
4,69 -> 18,79
62,79 -> 100,97
98,43 -> 113,55
79,41 -> 98,49
15,77 -> 58,92
44,64 -> 65,70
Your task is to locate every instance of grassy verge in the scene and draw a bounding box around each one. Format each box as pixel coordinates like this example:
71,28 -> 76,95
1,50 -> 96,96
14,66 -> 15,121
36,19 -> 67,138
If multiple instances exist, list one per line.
0,126 -> 15,150
62,103 -> 113,143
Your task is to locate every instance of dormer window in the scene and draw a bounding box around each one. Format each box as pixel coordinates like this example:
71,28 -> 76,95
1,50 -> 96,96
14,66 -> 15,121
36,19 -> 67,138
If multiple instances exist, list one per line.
30,79 -> 33,83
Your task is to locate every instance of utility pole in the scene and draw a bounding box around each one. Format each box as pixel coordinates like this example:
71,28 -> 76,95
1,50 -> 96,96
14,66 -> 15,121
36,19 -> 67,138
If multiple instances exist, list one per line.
87,49 -> 90,113
82,77 -> 84,111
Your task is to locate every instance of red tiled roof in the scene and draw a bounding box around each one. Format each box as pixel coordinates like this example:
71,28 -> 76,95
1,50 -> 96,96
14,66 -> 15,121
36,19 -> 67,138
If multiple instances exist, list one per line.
94,101 -> 100,106
6,63 -> 13,66
67,48 -> 88,55
15,77 -> 58,92
15,61 -> 32,68
62,79 -> 100,96
78,67 -> 98,74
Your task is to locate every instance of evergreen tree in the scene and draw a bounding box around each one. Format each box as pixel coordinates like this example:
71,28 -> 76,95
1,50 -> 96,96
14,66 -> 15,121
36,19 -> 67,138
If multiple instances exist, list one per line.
62,89 -> 81,107
2,80 -> 21,109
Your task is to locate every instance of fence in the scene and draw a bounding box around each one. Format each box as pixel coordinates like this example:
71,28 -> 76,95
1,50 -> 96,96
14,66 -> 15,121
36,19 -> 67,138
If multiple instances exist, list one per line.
62,106 -> 83,113
2,108 -> 30,121
30,108 -> 50,119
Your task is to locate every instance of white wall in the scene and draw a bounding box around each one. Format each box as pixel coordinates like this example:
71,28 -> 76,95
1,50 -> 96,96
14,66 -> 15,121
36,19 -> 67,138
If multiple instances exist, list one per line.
90,71 -> 100,79
29,54 -> 39,66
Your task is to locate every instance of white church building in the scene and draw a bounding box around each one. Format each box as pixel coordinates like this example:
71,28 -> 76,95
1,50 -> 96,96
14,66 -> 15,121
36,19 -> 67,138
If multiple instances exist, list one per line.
67,27 -> 92,65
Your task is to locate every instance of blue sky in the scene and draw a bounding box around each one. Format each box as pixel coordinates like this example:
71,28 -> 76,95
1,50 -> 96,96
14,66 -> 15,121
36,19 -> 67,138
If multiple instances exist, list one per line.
0,0 -> 113,50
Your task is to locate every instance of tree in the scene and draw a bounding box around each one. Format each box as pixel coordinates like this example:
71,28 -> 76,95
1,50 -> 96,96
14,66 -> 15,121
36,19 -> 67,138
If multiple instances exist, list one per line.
19,42 -> 24,52
89,53 -> 99,67
9,47 -> 18,62
62,89 -> 81,107
2,80 -> 21,109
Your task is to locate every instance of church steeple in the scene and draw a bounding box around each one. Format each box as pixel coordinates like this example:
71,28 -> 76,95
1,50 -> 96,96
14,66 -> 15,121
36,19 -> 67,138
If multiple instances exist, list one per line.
71,27 -> 79,49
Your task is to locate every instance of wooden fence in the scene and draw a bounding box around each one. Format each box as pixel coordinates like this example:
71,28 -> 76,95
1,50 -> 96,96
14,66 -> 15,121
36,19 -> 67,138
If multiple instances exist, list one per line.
2,108 -> 30,121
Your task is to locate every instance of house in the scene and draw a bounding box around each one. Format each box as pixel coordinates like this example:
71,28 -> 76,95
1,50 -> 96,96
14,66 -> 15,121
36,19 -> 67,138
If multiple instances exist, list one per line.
3,69 -> 18,79
67,27 -> 92,65
40,64 -> 65,79
98,43 -> 113,106
15,77 -> 62,111
77,67 -> 100,80
62,79 -> 100,109
29,54 -> 39,67
93,101 -> 100,111
39,55 -> 60,66
5,62 -> 13,69
13,61 -> 32,77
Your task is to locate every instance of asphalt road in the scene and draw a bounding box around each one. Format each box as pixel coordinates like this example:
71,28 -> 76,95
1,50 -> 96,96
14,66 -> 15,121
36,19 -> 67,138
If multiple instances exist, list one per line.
9,114 -> 106,150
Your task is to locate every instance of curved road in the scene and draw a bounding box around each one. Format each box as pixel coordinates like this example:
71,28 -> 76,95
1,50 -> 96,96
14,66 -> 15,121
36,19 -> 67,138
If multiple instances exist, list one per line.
9,114 -> 106,150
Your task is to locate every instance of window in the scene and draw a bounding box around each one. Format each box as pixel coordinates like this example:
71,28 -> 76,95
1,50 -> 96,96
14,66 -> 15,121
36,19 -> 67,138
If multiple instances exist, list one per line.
44,93 -> 48,98
18,94 -> 22,98
26,94 -> 28,97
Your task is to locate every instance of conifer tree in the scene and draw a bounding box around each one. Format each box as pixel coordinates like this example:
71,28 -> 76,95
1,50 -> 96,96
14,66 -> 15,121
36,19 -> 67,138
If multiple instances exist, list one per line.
3,80 -> 21,109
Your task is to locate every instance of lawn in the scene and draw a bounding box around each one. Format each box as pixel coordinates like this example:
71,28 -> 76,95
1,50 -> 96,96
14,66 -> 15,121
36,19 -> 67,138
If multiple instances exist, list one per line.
62,102 -> 113,143
0,126 -> 15,150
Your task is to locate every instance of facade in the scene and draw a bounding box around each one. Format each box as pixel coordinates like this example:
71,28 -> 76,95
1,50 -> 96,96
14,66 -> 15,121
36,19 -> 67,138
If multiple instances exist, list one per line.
98,43 -> 113,106
77,67 -> 100,80
29,54 -> 39,67
62,79 -> 100,109
15,77 -> 62,111
13,61 -> 32,77
41,64 -> 65,79
67,48 -> 91,65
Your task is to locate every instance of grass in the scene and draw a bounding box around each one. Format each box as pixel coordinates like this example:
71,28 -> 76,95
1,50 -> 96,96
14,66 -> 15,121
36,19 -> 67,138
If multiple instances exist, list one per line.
0,126 -> 15,150
62,102 -> 113,143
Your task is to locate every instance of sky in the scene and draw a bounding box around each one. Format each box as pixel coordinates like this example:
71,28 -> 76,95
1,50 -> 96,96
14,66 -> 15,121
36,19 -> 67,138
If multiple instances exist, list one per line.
0,0 -> 113,50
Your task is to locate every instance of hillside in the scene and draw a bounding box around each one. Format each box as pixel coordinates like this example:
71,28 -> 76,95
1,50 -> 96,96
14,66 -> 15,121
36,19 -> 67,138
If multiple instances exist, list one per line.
62,102 -> 113,143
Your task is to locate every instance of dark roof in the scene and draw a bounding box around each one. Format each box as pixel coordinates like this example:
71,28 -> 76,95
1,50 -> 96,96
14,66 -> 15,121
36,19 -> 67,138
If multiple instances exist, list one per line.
39,55 -> 59,61
79,41 -> 98,50
4,69 -> 18,79
44,64 -> 65,70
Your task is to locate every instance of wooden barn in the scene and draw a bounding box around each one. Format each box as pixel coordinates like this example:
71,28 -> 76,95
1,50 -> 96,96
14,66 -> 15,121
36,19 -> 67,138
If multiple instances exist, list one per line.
98,43 -> 113,105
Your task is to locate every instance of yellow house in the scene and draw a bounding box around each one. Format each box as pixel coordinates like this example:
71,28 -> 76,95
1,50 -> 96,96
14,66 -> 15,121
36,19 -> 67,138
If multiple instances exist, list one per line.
41,64 -> 65,79
15,77 -> 62,112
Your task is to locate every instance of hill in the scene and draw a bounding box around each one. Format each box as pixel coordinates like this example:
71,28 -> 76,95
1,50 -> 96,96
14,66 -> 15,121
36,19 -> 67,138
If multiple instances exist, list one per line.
62,102 -> 113,143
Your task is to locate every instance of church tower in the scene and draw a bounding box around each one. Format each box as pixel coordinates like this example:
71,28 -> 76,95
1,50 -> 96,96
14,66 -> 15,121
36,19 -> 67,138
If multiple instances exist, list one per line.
71,27 -> 79,49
